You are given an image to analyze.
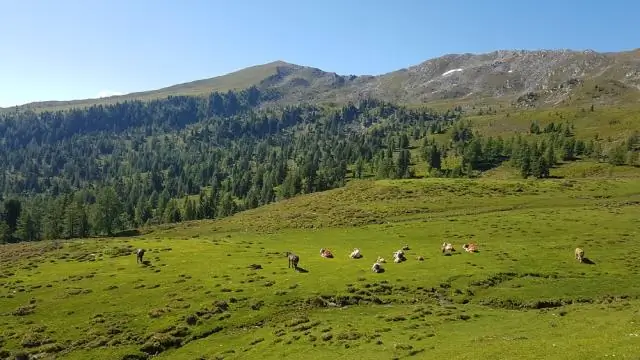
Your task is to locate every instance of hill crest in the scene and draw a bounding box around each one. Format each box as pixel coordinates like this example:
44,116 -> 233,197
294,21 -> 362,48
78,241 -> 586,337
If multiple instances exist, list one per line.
6,48 -> 640,112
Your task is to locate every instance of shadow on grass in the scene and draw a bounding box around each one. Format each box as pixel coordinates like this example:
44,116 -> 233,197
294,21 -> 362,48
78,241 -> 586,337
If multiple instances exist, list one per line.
141,260 -> 152,266
295,267 -> 309,273
581,257 -> 596,265
113,229 -> 142,237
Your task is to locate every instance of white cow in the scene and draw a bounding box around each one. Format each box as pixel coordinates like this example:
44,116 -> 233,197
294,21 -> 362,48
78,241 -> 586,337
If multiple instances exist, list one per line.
393,250 -> 406,263
575,247 -> 585,263
350,248 -> 363,259
441,242 -> 454,255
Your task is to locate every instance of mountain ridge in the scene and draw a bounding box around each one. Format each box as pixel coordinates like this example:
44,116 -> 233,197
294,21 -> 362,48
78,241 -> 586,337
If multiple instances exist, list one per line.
5,48 -> 640,112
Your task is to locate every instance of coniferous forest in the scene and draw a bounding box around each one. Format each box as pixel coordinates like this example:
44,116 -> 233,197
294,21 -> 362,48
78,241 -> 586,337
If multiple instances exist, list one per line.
0,86 -> 637,243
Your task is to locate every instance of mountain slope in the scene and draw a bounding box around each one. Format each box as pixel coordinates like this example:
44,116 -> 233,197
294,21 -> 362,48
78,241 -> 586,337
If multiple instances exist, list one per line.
4,61 -> 287,112
330,48 -> 640,107
7,48 -> 640,112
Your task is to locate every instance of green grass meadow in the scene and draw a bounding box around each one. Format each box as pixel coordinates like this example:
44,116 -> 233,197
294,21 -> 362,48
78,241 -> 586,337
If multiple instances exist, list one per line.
2,177 -> 640,359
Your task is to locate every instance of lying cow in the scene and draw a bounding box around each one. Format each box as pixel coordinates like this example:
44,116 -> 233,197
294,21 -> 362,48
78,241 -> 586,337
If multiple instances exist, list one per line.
320,248 -> 334,258
441,242 -> 454,255
350,248 -> 363,259
462,243 -> 478,253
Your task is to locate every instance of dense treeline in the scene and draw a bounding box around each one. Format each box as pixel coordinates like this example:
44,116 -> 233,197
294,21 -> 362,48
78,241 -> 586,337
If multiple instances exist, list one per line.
419,119 -> 639,179
1,87 -> 638,244
0,90 -> 460,243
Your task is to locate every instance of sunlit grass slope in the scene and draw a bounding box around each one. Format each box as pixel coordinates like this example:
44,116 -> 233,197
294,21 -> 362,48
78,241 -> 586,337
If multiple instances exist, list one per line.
1,178 -> 640,359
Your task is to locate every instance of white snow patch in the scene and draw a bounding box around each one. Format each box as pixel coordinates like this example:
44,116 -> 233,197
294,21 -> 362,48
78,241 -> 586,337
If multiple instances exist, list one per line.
442,68 -> 463,77
508,70 -> 513,73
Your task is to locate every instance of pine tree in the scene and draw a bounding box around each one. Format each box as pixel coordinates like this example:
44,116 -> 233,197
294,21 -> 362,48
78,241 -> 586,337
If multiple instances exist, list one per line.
398,134 -> 409,149
573,139 -> 586,157
43,198 -> 63,240
376,156 -> 395,179
562,138 -> 576,160
163,199 -> 182,223
183,198 -> 197,221
281,169 -> 300,199
77,204 -> 90,238
463,138 -> 483,170
520,143 -> 532,178
608,144 -> 627,165
544,143 -> 556,167
0,221 -> 11,244
627,151 -> 639,166
592,141 -> 603,161
530,153 -> 550,178
354,158 -> 365,179
530,122 -> 540,134
396,150 -> 412,179
218,193 -> 236,217
63,201 -> 82,239
426,145 -> 442,170
2,199 -> 21,234
261,175 -> 275,203
245,186 -> 260,210
135,197 -> 152,226
93,186 -> 122,236
157,189 -> 171,218
16,210 -> 38,242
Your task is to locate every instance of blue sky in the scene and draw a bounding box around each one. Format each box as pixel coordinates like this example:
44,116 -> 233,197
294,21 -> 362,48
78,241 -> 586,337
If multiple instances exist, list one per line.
1,0 -> 638,107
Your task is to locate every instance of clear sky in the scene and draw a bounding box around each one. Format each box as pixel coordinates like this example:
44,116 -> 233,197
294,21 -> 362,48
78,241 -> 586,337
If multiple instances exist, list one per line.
1,0 -> 638,107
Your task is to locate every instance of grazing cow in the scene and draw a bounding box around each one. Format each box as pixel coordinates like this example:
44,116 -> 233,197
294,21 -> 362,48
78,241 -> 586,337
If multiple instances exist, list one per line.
371,262 -> 383,273
286,251 -> 300,269
350,248 -> 363,259
575,247 -> 585,263
441,242 -> 454,255
462,243 -> 479,253
402,244 -> 410,251
376,256 -> 386,263
135,248 -> 145,264
393,250 -> 406,263
416,256 -> 424,261
320,248 -> 334,258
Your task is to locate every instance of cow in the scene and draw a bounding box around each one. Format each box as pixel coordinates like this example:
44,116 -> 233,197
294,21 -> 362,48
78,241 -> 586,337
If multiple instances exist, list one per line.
575,247 -> 585,263
286,251 -> 300,270
135,248 -> 145,264
441,242 -> 454,255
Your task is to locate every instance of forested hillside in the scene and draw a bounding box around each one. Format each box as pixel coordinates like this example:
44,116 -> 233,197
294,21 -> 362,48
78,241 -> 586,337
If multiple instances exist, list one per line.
0,87 -> 457,242
1,84 -> 639,243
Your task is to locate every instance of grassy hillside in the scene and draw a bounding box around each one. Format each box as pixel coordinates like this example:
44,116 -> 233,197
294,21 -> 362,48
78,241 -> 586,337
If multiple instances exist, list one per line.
465,104 -> 640,141
4,61 -> 286,112
2,177 -> 640,359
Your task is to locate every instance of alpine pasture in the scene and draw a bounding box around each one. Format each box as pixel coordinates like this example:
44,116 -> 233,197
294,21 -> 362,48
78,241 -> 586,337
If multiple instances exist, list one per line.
2,178 -> 640,360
